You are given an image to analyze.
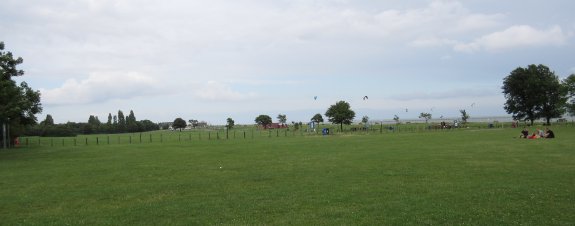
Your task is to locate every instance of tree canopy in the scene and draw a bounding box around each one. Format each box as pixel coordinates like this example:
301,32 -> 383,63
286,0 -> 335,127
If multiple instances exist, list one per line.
226,117 -> 235,129
325,101 -> 355,131
172,118 -> 187,131
311,113 -> 324,125
0,41 -> 42,146
419,112 -> 432,123
502,64 -> 566,125
255,115 -> 272,127
277,114 -> 287,125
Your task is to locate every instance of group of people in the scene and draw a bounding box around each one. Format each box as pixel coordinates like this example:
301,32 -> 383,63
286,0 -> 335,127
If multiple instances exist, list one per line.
520,127 -> 555,139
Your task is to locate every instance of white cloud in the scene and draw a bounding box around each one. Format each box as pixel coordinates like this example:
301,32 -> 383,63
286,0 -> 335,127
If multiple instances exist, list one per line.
194,81 -> 256,101
454,25 -> 569,53
41,71 -> 166,105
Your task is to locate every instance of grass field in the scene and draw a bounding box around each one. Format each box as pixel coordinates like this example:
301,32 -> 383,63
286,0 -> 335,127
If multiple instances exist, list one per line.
1,126 -> 574,225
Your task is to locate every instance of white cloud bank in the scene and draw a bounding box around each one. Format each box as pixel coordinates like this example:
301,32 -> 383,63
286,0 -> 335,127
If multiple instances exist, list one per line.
41,71 -> 165,105
454,25 -> 570,53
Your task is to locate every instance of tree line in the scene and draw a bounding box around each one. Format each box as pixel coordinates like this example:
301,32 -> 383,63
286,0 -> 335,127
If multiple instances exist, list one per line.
25,110 -> 159,137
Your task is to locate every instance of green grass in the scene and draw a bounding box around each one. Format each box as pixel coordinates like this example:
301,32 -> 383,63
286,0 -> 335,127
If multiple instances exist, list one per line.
1,127 -> 574,225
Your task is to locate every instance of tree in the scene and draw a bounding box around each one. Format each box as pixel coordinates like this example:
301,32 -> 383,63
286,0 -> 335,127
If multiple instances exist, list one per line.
419,112 -> 432,123
311,113 -> 324,125
564,74 -> 575,116
226,118 -> 235,130
393,115 -> 400,124
277,114 -> 287,126
255,115 -> 272,128
172,118 -> 187,131
42,114 -> 55,126
188,119 -> 199,128
325,101 -> 355,131
460,109 -> 469,124
0,41 -> 42,147
361,115 -> 369,124
502,64 -> 567,125
117,110 -> 126,132
126,110 -> 138,132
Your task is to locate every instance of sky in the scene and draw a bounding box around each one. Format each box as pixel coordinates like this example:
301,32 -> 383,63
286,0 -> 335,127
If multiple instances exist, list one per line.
1,0 -> 574,125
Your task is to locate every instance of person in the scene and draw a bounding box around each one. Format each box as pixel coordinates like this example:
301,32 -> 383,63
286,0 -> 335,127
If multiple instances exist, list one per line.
520,127 -> 529,138
545,128 -> 555,138
528,132 -> 539,139
537,128 -> 545,137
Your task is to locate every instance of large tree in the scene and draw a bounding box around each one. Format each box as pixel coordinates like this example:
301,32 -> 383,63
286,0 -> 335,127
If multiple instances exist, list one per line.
502,64 -> 566,125
564,74 -> 575,116
325,101 -> 355,131
172,118 -> 187,131
255,115 -> 272,128
0,41 -> 42,147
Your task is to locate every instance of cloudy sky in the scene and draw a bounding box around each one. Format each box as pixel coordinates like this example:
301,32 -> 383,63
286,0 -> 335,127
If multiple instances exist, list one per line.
2,0 -> 574,124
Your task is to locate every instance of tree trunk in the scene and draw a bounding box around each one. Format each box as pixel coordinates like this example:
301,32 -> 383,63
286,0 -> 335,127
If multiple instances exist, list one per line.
546,117 -> 551,126
530,119 -> 534,126
340,123 -> 343,132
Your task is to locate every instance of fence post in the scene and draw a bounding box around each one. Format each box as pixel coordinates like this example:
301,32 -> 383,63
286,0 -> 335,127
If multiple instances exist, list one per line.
97,137 -> 99,145
107,136 -> 110,145
244,131 -> 246,139
85,138 -> 88,145
74,138 -> 77,146
51,138 -> 53,147
140,133 -> 142,143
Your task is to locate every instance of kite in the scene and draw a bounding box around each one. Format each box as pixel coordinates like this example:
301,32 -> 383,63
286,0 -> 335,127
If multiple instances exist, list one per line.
314,96 -> 317,100
363,96 -> 368,100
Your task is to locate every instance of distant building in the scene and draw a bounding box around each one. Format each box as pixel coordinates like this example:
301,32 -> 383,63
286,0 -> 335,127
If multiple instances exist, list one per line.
262,123 -> 288,129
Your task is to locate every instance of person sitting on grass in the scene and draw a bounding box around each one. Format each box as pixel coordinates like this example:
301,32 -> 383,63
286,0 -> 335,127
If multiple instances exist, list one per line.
545,128 -> 555,138
528,132 -> 539,139
537,128 -> 546,137
520,127 -> 529,138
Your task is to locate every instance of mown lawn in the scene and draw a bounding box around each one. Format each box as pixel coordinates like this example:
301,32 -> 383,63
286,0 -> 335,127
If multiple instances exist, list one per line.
1,127 -> 574,225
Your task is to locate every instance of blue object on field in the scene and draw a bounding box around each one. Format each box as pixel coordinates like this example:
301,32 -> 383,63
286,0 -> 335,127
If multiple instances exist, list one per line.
322,128 -> 330,135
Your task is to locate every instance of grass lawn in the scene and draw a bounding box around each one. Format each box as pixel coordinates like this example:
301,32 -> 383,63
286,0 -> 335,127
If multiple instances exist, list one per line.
1,126 -> 574,225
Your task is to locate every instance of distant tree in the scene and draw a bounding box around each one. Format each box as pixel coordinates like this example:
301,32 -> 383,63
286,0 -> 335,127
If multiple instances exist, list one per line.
88,115 -> 101,126
42,114 -> 55,126
139,120 -> 159,131
0,41 -> 42,146
361,115 -> 369,124
277,114 -> 287,126
188,119 -> 199,128
460,109 -> 469,124
226,117 -> 235,129
172,118 -> 187,131
126,110 -> 138,132
503,64 -> 567,125
311,113 -> 324,125
117,110 -> 126,132
255,115 -> 272,128
393,115 -> 400,124
107,113 -> 112,126
419,112 -> 432,123
564,74 -> 575,116
325,101 -> 355,131
293,121 -> 300,130
113,115 -> 118,125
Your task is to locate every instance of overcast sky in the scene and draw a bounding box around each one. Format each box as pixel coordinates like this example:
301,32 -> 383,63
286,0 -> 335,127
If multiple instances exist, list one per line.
2,0 -> 574,124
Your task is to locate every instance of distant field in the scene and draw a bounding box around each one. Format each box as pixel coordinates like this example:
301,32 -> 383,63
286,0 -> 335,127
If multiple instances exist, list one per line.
1,126 -> 574,225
